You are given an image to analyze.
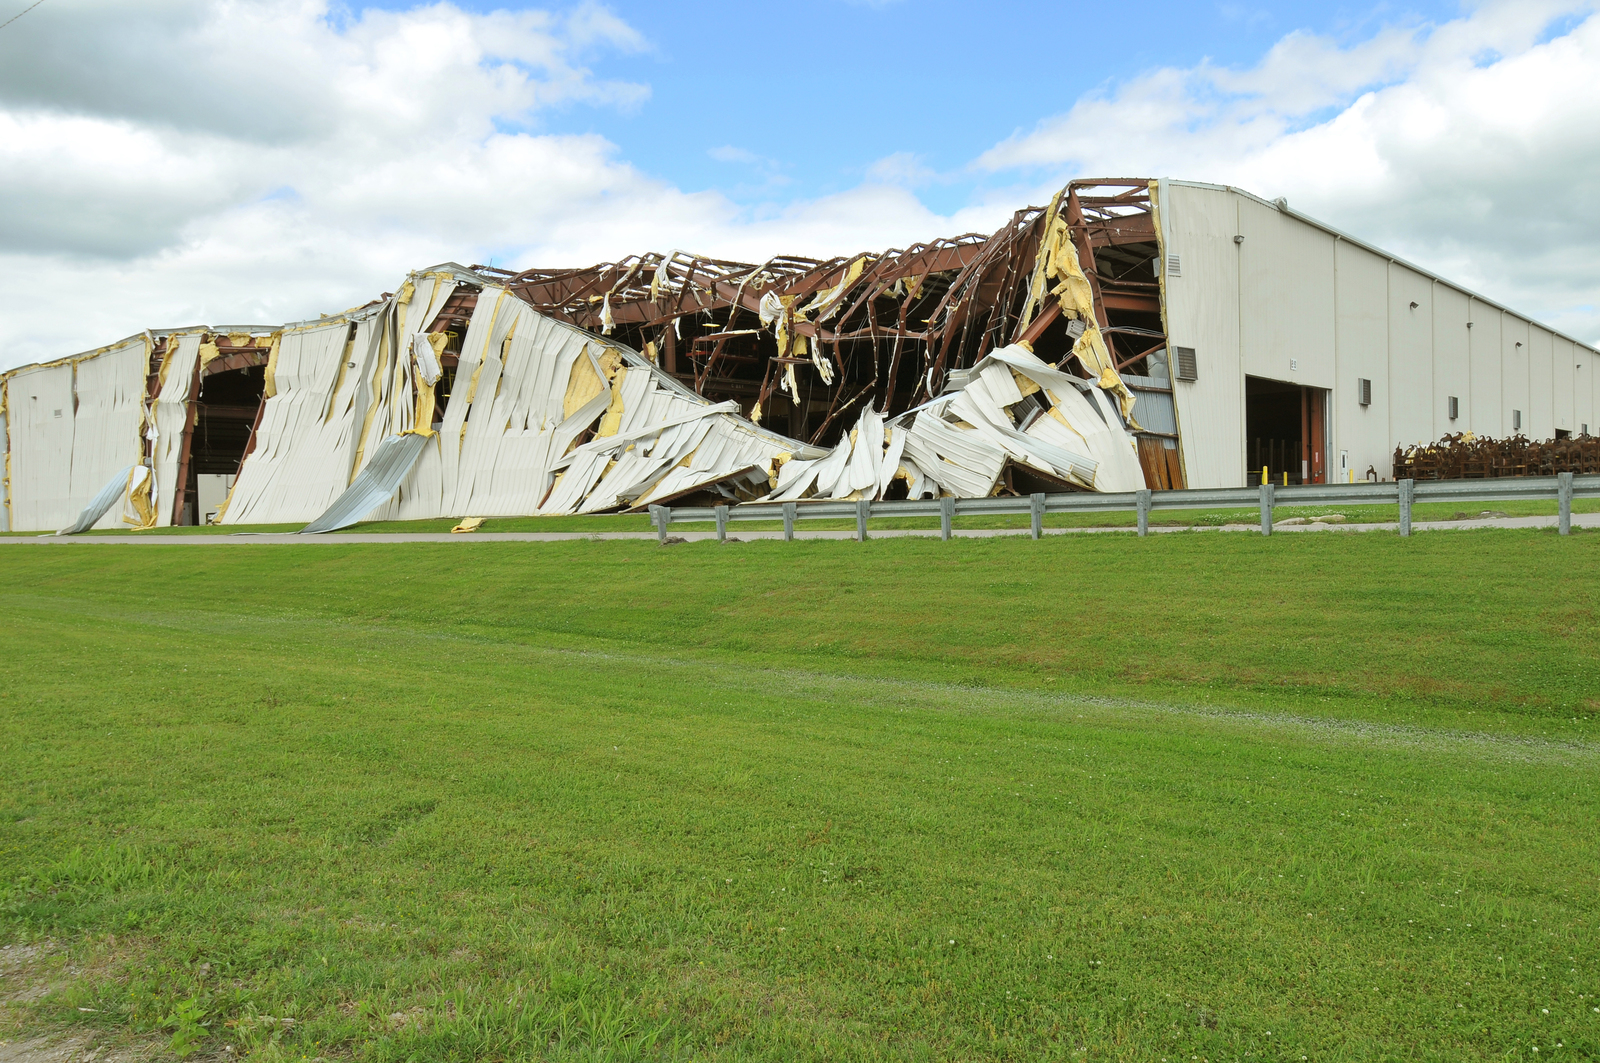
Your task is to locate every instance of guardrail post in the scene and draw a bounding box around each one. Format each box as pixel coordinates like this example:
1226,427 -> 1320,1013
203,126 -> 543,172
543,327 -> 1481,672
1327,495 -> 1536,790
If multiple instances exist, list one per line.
1259,483 -> 1274,536
1136,489 -> 1151,537
1398,479 -> 1414,538
782,502 -> 796,542
649,505 -> 668,544
1559,471 -> 1574,536
1029,493 -> 1045,540
940,495 -> 954,541
855,498 -> 870,541
715,504 -> 728,543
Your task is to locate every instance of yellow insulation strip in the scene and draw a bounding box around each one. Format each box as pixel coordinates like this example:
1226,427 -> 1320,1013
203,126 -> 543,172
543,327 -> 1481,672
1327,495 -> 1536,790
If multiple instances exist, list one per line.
1018,190 -> 1064,331
1010,367 -> 1041,398
803,256 -> 868,320
1071,326 -> 1142,428
263,332 -> 282,397
125,467 -> 155,529
409,333 -> 448,436
1009,191 -> 1142,429
595,367 -> 628,437
562,346 -> 607,419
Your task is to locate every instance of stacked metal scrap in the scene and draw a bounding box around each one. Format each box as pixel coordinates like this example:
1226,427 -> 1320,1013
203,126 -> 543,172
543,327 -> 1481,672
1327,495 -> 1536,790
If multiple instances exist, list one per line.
1393,433 -> 1600,480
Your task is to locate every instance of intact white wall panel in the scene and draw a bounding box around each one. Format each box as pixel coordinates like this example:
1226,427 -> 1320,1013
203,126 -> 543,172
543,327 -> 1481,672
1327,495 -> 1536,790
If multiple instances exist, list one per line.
1577,346 -> 1596,434
6,362 -> 78,530
1388,266 -> 1434,447
1333,241 -> 1390,481
1554,337 -> 1576,434
1238,196 -> 1336,389
1433,286 -> 1471,433
1501,316 -> 1530,436
1528,328 -> 1554,437
1161,182 -> 1243,489
1468,305 -> 1501,437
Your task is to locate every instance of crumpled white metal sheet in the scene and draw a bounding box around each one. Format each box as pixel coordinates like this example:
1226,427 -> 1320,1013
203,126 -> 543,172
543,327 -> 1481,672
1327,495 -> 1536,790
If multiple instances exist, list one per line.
757,344 -> 1143,503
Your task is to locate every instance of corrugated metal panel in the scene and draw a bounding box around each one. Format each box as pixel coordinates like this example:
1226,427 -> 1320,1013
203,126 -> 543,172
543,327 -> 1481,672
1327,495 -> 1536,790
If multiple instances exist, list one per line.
1122,376 -> 1178,437
58,465 -> 135,535
301,432 -> 429,534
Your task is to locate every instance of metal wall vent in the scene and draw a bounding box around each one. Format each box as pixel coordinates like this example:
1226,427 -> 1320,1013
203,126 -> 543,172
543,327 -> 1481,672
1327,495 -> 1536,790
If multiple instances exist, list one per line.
1448,395 -> 1459,421
1358,378 -> 1372,406
1513,409 -> 1522,431
1166,254 -> 1181,278
1173,346 -> 1198,382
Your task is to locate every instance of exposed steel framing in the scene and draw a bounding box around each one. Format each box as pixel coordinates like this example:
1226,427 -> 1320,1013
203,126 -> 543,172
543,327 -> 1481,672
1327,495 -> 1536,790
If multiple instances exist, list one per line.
486,179 -> 1167,447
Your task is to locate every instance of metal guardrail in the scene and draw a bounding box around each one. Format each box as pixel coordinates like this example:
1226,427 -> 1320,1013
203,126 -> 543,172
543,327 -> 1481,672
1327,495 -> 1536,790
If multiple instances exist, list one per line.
649,472 -> 1598,543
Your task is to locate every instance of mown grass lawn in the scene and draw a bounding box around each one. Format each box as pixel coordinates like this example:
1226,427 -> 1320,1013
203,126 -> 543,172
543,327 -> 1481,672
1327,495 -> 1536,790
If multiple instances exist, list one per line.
1,531 -> 1598,1061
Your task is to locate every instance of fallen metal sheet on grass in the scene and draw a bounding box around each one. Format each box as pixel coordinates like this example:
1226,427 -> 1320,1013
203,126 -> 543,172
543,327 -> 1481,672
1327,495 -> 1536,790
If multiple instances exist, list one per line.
56,464 -> 142,535
301,432 -> 431,533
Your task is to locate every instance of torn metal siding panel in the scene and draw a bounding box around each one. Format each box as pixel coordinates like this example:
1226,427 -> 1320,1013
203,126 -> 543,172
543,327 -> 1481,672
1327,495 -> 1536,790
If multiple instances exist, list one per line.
152,332 -> 203,526
57,465 -> 141,535
221,312 -> 383,525
69,338 -> 148,530
301,432 -> 430,533
365,280 -> 814,520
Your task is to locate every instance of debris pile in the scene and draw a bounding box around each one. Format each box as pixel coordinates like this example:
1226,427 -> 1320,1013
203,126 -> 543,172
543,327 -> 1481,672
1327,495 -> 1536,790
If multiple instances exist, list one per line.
2,179 -> 1178,533
1393,433 -> 1600,480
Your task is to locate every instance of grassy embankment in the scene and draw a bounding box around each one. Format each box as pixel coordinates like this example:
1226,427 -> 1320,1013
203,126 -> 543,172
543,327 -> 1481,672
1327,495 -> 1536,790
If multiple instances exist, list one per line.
2,531 -> 1597,1061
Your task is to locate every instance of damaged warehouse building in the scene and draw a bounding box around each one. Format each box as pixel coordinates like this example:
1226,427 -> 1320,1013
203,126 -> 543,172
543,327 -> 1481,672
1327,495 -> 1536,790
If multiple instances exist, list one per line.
3,178 -> 1597,533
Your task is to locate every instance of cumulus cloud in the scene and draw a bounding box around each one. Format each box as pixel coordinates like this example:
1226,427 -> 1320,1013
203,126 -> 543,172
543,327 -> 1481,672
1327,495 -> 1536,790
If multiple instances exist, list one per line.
0,0 -> 990,367
5,0 -> 1599,368
976,0 -> 1600,343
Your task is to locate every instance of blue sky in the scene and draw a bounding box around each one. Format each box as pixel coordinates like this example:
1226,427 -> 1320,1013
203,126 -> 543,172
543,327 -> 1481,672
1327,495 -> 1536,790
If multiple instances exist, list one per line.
357,0 -> 1465,216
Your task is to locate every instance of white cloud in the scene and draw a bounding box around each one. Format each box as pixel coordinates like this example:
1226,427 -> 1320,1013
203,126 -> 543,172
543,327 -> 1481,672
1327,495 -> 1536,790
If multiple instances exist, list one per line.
864,152 -> 939,189
975,0 -> 1600,343
0,0 -> 992,367
8,0 -> 1598,370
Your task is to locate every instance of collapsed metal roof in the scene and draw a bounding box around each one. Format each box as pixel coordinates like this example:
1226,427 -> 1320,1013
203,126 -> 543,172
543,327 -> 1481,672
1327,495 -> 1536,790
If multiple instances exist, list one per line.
484,178 -> 1171,448
2,179 -> 1181,534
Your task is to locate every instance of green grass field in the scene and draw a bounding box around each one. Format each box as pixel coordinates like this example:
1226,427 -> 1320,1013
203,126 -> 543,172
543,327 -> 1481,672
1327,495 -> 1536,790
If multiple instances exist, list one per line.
2,531 -> 1598,1061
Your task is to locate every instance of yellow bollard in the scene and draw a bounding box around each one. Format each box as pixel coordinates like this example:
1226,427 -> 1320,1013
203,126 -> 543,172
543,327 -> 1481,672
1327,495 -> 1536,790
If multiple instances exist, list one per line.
1283,471 -> 1288,487
1261,466 -> 1268,485
1348,469 -> 1354,483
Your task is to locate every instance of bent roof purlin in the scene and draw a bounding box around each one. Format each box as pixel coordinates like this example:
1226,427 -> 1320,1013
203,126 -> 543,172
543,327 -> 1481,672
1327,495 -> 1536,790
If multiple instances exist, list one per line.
487,179 -> 1171,447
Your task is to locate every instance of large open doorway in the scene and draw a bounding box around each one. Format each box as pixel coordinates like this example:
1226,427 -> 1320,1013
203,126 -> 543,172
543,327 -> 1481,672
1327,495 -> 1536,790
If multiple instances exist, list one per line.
188,363 -> 267,523
1245,376 -> 1326,485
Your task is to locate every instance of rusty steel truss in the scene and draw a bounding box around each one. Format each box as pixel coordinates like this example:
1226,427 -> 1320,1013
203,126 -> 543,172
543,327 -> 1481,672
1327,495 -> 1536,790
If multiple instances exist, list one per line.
473,178 -> 1168,450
